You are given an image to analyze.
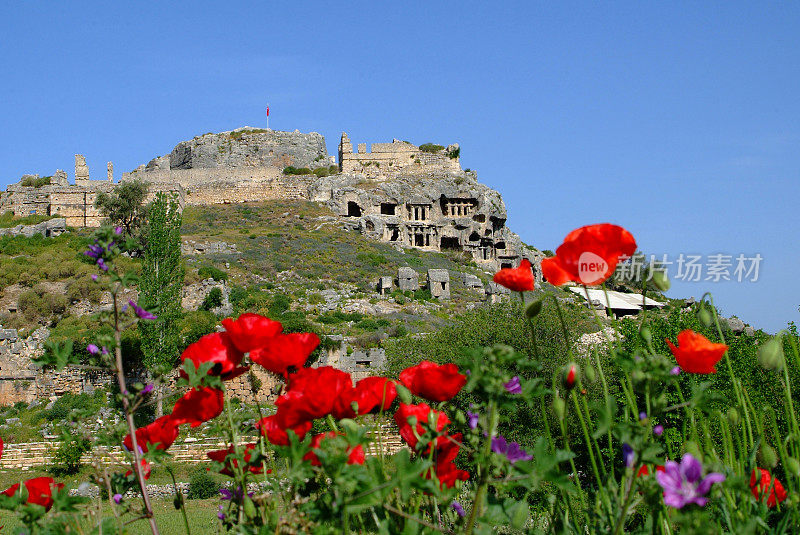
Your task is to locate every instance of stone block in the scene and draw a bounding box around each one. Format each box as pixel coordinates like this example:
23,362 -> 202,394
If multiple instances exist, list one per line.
377,276 -> 393,295
427,269 -> 450,299
398,267 -> 419,291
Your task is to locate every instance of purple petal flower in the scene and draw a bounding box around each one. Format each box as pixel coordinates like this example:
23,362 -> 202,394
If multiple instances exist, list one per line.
113,493 -> 122,504
670,366 -> 681,376
87,344 -> 100,355
451,501 -> 466,517
114,226 -> 123,235
466,410 -> 479,430
654,425 -> 664,436
129,300 -> 157,320
504,376 -> 522,394
101,346 -> 109,355
639,411 -> 647,420
91,274 -> 98,282
491,435 -> 533,464
141,384 -> 154,395
622,443 -> 635,468
656,453 -> 725,509
217,505 -> 226,520
97,258 -> 108,272
219,488 -> 233,501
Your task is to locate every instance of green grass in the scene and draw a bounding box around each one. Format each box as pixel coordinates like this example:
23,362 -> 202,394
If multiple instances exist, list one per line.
0,211 -> 57,228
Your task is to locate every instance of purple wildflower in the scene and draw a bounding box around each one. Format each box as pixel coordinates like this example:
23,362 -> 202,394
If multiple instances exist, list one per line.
101,346 -> 109,355
113,493 -> 122,504
504,376 -> 522,394
84,244 -> 103,259
91,274 -> 98,282
670,366 -> 681,376
219,488 -> 233,501
639,411 -> 647,420
466,410 -> 479,430
656,453 -> 725,509
217,505 -> 226,520
141,384 -> 154,395
97,258 -> 108,272
87,344 -> 100,355
622,443 -> 635,468
491,435 -> 533,464
114,226 -> 123,235
129,300 -> 157,320
451,501 -> 466,517
654,425 -> 664,436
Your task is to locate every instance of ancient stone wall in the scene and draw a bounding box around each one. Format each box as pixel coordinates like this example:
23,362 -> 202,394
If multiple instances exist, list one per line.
0,218 -> 66,238
338,133 -> 462,178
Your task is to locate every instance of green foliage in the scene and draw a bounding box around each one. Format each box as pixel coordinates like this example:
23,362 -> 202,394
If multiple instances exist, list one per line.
317,311 -> 364,324
139,193 -> 185,373
197,265 -> 228,282
200,287 -> 223,311
94,179 -> 148,238
446,146 -> 460,159
177,310 -> 218,350
355,252 -> 389,267
0,211 -> 55,228
282,166 -> 313,175
228,128 -> 268,141
20,175 -> 52,187
418,143 -> 445,153
48,435 -> 90,475
187,468 -> 219,499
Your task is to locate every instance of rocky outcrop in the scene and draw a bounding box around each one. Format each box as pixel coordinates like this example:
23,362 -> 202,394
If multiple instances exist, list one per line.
0,218 -> 66,238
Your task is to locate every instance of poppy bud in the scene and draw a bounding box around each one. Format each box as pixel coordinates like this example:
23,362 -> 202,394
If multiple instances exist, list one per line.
243,496 -> 257,519
563,364 -> 579,390
584,364 -> 597,384
758,445 -> 778,469
639,327 -> 652,345
757,337 -> 784,372
786,457 -> 800,477
395,384 -> 412,405
552,396 -> 566,421
651,270 -> 671,292
525,299 -> 543,319
698,306 -> 713,328
726,408 -> 740,426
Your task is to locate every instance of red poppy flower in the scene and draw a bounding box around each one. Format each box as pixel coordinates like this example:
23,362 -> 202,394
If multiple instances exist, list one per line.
249,332 -> 320,376
256,414 -> 313,446
2,477 -> 64,511
399,361 -> 466,402
207,443 -> 268,476
541,223 -> 637,286
302,432 -> 366,466
564,364 -> 578,390
750,468 -> 787,508
432,460 -> 470,489
334,377 -> 397,419
275,367 -> 353,426
666,330 -> 728,374
123,415 -> 180,452
180,332 -> 247,381
221,313 -> 283,353
493,259 -> 535,292
394,403 -> 451,450
125,459 -> 152,480
0,437 -> 3,460
170,387 -> 224,428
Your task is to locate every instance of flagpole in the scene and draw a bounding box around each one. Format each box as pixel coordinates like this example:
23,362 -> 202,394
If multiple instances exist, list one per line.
266,104 -> 270,130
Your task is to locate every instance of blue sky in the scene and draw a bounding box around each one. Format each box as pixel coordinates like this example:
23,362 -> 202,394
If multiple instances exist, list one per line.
1,2 -> 798,332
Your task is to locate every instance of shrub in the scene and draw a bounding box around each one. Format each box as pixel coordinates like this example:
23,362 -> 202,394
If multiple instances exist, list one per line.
187,468 -> 219,499
446,146 -> 460,159
48,435 -> 90,475
197,265 -> 228,281
201,287 -> 223,311
418,143 -> 444,153
282,166 -> 313,176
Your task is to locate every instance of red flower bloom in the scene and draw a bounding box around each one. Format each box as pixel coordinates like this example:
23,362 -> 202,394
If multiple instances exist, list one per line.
207,443 -> 268,476
125,459 -> 152,480
256,414 -> 313,446
249,332 -> 320,376
180,332 -> 247,381
0,437 -> 3,460
123,415 -> 180,452
564,364 -> 578,390
666,330 -> 728,374
541,223 -> 637,286
399,361 -> 466,402
275,367 -> 353,426
170,387 -> 224,428
751,468 -> 787,508
221,313 -> 283,353
2,477 -> 63,511
334,377 -> 397,419
433,460 -> 469,489
394,403 -> 451,450
302,432 -> 366,466
493,259 -> 535,292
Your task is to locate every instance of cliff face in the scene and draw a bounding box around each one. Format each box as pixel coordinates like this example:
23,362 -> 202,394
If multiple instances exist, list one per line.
133,127 -> 331,172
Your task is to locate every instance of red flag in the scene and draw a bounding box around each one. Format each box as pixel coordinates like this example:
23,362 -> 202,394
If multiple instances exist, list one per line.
266,106 -> 270,116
